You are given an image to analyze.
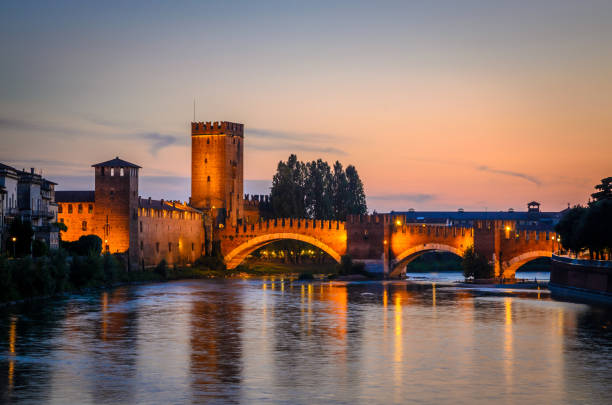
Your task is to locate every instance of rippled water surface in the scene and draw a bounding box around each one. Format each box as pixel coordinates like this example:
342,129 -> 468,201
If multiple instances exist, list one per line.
2,277 -> 612,404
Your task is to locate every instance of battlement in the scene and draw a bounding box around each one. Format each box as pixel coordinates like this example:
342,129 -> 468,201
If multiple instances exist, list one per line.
191,121 -> 244,137
225,217 -> 346,235
347,214 -> 391,224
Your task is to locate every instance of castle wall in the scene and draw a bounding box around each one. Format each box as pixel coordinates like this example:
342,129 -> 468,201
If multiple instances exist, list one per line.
138,206 -> 205,268
58,202 -> 97,242
191,121 -> 244,227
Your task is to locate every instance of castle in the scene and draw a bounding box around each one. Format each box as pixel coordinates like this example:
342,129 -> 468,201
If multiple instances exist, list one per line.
57,121 -> 253,269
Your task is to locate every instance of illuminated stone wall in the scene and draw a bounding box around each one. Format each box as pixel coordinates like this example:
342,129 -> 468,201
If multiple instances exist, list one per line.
57,202 -> 96,242
137,203 -> 205,268
191,121 -> 244,227
219,218 -> 347,269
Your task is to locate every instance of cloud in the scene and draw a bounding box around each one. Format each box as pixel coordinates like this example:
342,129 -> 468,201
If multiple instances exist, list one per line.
248,128 -> 338,141
368,193 -> 435,203
246,128 -> 347,155
0,116 -> 182,156
140,133 -> 180,156
477,165 -> 541,186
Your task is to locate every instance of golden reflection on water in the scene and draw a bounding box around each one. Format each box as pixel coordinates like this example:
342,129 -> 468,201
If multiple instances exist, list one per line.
504,297 -> 513,389
8,316 -> 16,391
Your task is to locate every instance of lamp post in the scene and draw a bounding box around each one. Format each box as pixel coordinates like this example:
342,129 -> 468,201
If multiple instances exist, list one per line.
11,237 -> 16,258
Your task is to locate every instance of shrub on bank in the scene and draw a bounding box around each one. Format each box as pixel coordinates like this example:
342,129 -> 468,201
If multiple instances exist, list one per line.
462,246 -> 494,279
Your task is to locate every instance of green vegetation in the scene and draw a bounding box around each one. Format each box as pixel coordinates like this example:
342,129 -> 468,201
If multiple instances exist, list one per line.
267,154 -> 367,220
462,246 -> 494,279
555,177 -> 612,260
61,234 -> 103,256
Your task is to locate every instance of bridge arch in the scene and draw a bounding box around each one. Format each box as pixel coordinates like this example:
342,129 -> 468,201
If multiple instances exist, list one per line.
389,243 -> 465,278
501,250 -> 552,278
224,232 -> 343,270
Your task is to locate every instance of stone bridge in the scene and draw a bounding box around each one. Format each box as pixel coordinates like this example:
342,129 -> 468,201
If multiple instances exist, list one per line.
219,218 -> 347,270
218,214 -> 558,278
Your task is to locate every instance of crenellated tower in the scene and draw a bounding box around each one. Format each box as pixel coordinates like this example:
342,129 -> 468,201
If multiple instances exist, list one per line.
190,121 -> 244,227
92,157 -> 140,268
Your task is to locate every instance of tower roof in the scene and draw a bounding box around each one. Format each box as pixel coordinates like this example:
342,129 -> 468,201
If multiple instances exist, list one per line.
92,157 -> 141,168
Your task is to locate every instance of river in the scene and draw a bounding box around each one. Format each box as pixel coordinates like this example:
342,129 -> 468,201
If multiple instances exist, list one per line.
1,274 -> 612,404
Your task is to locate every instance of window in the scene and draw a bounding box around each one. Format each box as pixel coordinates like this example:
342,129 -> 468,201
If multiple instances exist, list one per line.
101,167 -> 105,176
191,243 -> 194,251
140,221 -> 143,232
207,176 -> 211,182
140,241 -> 144,251
120,168 -> 124,176
110,168 -> 115,176
156,242 -> 159,253
133,209 -> 137,219
58,204 -> 63,214
88,204 -> 93,213
82,221 -> 87,231
207,138 -> 210,144
68,204 -> 73,214
204,158 -> 207,164
233,138 -> 236,144
78,204 -> 83,214
168,242 -> 172,252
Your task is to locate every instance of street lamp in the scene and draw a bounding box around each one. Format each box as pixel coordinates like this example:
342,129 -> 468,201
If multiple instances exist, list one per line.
11,237 -> 16,258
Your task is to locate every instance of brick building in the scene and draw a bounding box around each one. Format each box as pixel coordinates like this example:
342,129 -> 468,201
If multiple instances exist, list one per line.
57,157 -> 205,269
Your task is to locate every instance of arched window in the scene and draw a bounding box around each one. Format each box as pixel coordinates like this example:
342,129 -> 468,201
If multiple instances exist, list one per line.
68,204 -> 73,214
78,204 -> 83,213
82,221 -> 87,231
110,168 -> 115,176
120,168 -> 124,176
207,176 -> 211,182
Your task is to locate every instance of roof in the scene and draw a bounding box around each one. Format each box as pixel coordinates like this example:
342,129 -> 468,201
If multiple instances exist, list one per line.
392,210 -> 562,222
139,197 -> 202,213
0,162 -> 17,171
55,190 -> 95,203
92,157 -> 141,168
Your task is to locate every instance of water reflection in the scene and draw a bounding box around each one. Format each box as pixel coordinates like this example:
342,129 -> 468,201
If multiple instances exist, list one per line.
0,279 -> 612,404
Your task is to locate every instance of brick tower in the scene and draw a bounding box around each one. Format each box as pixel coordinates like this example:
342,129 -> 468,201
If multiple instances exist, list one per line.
92,157 -> 140,268
190,121 -> 244,227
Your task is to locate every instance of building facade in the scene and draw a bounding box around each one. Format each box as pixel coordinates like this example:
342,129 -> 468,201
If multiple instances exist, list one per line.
190,121 -> 245,227
0,163 -> 59,253
57,157 -> 205,269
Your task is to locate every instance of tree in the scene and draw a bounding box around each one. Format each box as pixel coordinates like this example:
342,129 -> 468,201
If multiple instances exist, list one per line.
555,206 -> 588,256
591,177 -> 612,202
332,161 -> 349,221
271,154 -> 306,218
305,159 -> 333,219
462,246 -> 494,279
345,165 -> 368,216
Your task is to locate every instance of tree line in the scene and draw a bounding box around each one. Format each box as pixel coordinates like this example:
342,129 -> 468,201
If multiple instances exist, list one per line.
264,154 -> 367,220
555,177 -> 612,260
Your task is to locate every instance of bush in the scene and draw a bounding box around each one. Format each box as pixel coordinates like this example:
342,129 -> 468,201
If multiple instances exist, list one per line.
70,254 -> 104,288
194,255 -> 226,271
154,259 -> 168,278
462,246 -> 494,279
32,239 -> 49,257
62,234 -> 103,257
102,253 -> 121,284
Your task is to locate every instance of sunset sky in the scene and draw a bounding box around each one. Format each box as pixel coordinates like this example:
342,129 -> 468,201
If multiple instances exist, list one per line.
1,1 -> 611,212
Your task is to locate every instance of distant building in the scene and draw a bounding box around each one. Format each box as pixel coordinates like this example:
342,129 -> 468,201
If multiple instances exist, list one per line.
0,163 -> 59,253
391,202 -> 561,230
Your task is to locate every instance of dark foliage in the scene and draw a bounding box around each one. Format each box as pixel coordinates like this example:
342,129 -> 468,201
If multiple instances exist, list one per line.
462,246 -> 494,279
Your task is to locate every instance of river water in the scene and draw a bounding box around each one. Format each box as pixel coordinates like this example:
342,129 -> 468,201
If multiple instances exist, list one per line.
1,274 -> 612,404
